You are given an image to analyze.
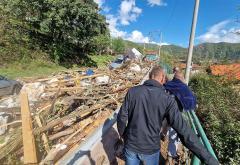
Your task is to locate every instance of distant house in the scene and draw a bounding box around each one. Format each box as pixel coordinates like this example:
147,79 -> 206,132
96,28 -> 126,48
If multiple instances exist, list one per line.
177,63 -> 202,74
145,50 -> 158,55
144,50 -> 159,61
209,63 -> 240,80
126,48 -> 142,60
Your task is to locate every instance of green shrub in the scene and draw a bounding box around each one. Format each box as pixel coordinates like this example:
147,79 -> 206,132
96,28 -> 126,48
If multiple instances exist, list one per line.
189,74 -> 240,164
90,54 -> 114,67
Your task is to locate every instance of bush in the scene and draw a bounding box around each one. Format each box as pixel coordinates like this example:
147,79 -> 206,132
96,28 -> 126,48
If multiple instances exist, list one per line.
90,54 -> 114,67
112,38 -> 126,53
189,74 -> 240,164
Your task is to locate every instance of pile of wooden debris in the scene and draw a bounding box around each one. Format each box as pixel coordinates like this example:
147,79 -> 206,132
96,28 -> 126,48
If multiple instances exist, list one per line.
0,63 -> 150,164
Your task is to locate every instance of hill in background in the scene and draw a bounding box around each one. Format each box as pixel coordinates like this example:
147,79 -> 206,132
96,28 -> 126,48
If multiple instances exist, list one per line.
126,41 -> 240,63
194,42 -> 240,61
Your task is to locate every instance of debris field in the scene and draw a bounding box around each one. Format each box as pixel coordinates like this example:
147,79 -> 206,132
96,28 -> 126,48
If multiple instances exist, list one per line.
0,62 -> 150,164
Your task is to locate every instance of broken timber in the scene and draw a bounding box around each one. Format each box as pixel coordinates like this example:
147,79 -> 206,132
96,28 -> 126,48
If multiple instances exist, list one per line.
57,67 -> 151,164
20,92 -> 38,164
45,87 -> 82,92
36,99 -> 114,133
1,63 -> 150,163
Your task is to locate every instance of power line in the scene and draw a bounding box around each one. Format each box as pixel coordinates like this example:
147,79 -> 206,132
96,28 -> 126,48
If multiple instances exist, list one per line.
236,15 -> 240,23
162,0 -> 178,33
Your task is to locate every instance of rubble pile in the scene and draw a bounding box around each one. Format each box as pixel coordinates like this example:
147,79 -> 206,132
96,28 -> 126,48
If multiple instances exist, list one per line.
0,63 -> 150,164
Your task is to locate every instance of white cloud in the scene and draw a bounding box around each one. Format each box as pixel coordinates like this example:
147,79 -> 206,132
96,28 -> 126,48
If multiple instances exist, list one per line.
94,0 -> 105,7
126,31 -> 170,44
147,0 -> 167,6
160,42 -> 170,46
105,1 -> 167,44
94,0 -> 110,13
235,29 -> 240,34
106,15 -> 127,38
102,6 -> 111,13
105,16 -> 149,43
106,15 -> 164,44
197,20 -> 240,43
147,41 -> 170,46
126,30 -> 150,43
119,0 -> 142,25
105,0 -> 144,40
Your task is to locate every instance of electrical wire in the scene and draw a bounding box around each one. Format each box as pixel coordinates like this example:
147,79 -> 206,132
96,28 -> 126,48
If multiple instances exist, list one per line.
162,0 -> 178,33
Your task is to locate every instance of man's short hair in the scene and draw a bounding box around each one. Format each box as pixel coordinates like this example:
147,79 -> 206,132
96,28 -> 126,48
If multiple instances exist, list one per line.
173,67 -> 180,73
174,70 -> 185,83
149,66 -> 165,79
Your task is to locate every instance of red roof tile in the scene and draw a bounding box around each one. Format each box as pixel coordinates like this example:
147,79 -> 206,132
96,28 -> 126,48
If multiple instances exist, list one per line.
145,50 -> 158,54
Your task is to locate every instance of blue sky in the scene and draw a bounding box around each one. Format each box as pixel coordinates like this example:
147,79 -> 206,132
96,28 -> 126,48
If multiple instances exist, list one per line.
94,0 -> 240,47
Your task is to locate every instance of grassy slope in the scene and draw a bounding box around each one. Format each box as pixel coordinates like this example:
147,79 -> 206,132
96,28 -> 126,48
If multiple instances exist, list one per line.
0,55 -> 115,79
0,61 -> 66,79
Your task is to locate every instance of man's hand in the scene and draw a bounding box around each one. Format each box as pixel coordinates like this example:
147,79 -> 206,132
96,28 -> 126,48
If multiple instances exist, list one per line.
115,138 -> 124,159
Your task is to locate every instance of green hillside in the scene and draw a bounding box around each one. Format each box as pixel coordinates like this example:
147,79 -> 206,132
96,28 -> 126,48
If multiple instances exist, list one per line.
194,42 -> 240,61
162,45 -> 187,57
130,42 -> 240,62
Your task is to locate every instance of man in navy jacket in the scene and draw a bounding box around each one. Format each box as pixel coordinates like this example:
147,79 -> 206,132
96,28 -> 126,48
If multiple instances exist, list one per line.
117,66 -> 218,165
163,67 -> 197,163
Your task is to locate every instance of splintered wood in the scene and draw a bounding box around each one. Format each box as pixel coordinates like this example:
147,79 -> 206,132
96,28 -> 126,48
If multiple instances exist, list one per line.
0,63 -> 150,164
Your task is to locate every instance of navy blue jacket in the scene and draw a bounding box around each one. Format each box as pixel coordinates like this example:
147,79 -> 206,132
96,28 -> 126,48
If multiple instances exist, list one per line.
117,79 -> 218,165
164,78 -> 197,111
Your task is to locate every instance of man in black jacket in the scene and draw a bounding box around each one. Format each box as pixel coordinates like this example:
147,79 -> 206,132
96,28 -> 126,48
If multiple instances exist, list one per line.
117,66 -> 218,165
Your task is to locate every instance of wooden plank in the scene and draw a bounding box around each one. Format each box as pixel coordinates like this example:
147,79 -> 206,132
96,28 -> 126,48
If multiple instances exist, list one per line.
45,87 -> 83,92
60,73 -> 105,83
0,107 -> 20,113
0,120 -> 22,129
20,92 -> 38,164
35,115 -> 50,153
36,104 -> 51,115
49,129 -> 75,141
48,88 -> 61,114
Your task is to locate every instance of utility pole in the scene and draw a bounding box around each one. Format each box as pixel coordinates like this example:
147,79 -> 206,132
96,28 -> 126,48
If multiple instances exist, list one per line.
185,0 -> 200,84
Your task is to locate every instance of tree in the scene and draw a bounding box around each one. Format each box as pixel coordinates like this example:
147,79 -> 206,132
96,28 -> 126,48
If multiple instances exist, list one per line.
112,38 -> 126,53
4,0 -> 109,63
92,34 -> 111,55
